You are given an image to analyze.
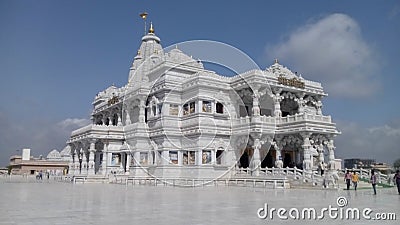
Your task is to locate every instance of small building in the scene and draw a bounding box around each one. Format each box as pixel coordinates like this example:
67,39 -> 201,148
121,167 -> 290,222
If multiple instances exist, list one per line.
372,162 -> 392,175
9,147 -> 70,175
344,158 -> 376,169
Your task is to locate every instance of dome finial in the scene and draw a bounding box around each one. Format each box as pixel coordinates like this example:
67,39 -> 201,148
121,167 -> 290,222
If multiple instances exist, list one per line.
149,22 -> 155,34
274,58 -> 279,64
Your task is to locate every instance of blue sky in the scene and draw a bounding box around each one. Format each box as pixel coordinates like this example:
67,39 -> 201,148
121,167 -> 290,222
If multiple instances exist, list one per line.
0,0 -> 399,167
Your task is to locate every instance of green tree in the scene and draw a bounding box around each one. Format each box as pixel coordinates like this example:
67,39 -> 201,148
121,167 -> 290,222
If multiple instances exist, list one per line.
394,158 -> 400,169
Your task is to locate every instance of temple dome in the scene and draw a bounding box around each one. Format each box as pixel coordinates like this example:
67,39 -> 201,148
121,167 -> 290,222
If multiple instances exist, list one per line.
166,48 -> 203,68
60,145 -> 71,157
128,24 -> 165,83
46,149 -> 61,160
265,60 -> 302,79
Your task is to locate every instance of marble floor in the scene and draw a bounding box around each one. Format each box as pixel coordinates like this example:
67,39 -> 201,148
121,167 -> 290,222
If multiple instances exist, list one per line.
0,176 -> 398,225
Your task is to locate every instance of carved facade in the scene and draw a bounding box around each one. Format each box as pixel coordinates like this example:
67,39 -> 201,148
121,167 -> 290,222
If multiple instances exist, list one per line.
67,25 -> 340,178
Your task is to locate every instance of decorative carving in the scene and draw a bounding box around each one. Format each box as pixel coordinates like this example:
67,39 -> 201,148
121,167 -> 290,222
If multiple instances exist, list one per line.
107,95 -> 119,106
278,76 -> 305,89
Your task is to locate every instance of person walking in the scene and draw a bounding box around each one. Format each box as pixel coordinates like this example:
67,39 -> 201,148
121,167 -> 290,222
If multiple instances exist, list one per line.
394,170 -> 400,195
370,170 -> 377,195
344,171 -> 352,190
352,171 -> 359,191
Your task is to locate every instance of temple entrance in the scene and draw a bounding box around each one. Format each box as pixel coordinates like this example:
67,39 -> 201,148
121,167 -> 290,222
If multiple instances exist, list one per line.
283,153 -> 292,168
261,151 -> 274,168
239,151 -> 250,168
216,149 -> 224,165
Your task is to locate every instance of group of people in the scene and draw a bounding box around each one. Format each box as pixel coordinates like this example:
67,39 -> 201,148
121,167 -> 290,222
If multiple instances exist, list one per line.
344,171 -> 359,191
35,171 -> 50,180
344,169 -> 400,195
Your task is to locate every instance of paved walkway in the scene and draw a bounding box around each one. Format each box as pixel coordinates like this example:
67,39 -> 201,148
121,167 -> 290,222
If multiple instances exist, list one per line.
0,176 -> 399,225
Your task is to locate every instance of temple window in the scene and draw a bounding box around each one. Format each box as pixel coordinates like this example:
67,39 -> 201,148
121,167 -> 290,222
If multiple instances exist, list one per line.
169,104 -> 179,116
183,101 -> 196,115
280,98 -> 298,117
216,102 -> 224,114
169,151 -> 178,164
183,103 -> 189,115
183,151 -> 195,165
152,105 -> 156,116
189,102 -> 195,113
202,150 -> 211,164
157,103 -> 163,115
111,153 -> 121,166
216,149 -> 224,164
202,101 -> 212,113
140,152 -> 148,165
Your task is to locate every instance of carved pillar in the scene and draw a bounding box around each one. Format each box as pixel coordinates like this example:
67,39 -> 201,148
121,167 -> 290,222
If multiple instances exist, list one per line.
317,143 -> 324,163
117,113 -> 122,126
88,140 -> 96,175
274,141 -> 283,168
316,100 -> 322,115
273,93 -> 283,117
81,149 -> 88,175
327,139 -> 336,170
178,151 -> 183,166
301,133 -> 312,172
125,153 -> 131,174
211,149 -> 216,165
120,153 -> 125,170
68,151 -> 75,175
162,150 -> 170,165
252,90 -> 260,117
296,92 -> 306,114
74,148 -> 80,175
101,116 -> 106,125
134,151 -> 140,166
101,143 -> 108,175
227,145 -> 236,166
139,100 -> 145,122
250,138 -> 261,176
195,150 -> 202,165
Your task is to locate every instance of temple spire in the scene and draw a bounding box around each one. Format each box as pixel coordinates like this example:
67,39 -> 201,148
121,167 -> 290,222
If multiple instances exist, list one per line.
149,22 -> 154,34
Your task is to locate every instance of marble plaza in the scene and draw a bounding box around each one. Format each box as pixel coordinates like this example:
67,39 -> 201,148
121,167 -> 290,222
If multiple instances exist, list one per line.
0,177 -> 398,225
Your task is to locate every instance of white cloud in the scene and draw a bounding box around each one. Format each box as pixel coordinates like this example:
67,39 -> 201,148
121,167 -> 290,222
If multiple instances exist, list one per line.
266,13 -> 380,98
57,118 -> 90,129
335,120 -> 400,165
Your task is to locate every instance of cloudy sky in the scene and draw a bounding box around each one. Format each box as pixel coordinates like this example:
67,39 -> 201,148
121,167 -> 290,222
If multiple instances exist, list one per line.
0,0 -> 399,167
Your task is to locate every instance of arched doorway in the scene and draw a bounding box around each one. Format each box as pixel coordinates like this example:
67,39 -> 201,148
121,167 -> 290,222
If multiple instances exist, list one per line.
261,151 -> 274,168
216,148 -> 224,165
283,153 -> 292,168
239,149 -> 250,168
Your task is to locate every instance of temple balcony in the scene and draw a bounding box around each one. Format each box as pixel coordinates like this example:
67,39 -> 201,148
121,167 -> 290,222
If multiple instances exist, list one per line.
276,113 -> 339,134
68,124 -> 124,143
232,115 -> 276,135
232,113 -> 339,135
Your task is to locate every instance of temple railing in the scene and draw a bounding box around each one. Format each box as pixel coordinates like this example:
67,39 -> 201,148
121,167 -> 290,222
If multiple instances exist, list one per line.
233,166 -> 338,189
340,168 -> 393,185
278,113 -> 332,123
